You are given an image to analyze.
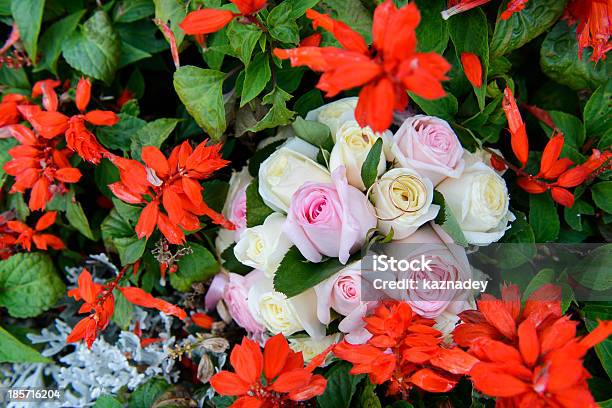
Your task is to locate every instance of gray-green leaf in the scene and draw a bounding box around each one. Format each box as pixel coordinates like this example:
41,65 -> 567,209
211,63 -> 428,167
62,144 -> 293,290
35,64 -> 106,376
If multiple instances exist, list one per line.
11,0 -> 45,63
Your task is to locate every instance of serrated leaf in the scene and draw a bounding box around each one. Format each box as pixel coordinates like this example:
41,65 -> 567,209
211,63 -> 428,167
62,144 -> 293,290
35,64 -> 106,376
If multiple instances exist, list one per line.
321,0 -> 372,43
131,118 -> 180,160
268,2 -> 300,44
171,243 -> 219,292
490,0 -> 566,57
274,247 -> 345,297
241,53 -> 271,107
101,209 -> 145,266
0,253 -> 65,318
36,10 -> 86,75
247,87 -> 295,132
11,0 -> 45,63
529,193 -> 560,242
94,395 -> 123,408
174,66 -> 226,141
541,21 -> 610,91
246,178 -> 275,227
0,326 -> 51,363
361,138 -> 383,190
62,11 -> 121,84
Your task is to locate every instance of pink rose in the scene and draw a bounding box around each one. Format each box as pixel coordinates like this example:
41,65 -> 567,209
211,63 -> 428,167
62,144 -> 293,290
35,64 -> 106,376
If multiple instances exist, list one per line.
315,262 -> 362,323
228,188 -> 247,232
283,166 -> 376,264
390,115 -> 465,185
204,273 -> 228,310
223,270 -> 265,338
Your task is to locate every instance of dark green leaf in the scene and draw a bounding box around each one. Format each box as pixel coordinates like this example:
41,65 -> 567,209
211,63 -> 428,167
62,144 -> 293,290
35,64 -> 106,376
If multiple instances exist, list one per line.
522,268 -> 555,301
246,178 -> 275,227
317,362 -> 365,408
569,245 -> 612,291
529,193 -> 560,242
62,11 -> 121,84
128,377 -> 171,408
66,191 -> 95,240
174,66 -> 226,141
101,209 -> 145,265
113,0 -> 154,23
286,0 -> 320,18
321,0 -> 372,43
36,10 -> 85,74
247,87 -> 295,132
415,0 -> 448,54
0,253 -> 65,318
361,138 -> 383,190
0,326 -> 51,363
221,243 -> 253,275
241,53 -> 271,107
497,211 -> 536,269
357,379 -> 381,408
226,19 -> 262,64
433,191 -> 469,246
490,0 -> 566,57
11,0 -> 45,63
94,395 -> 123,408
97,114 -> 147,151
584,80 -> 612,139
111,288 -> 134,330
294,89 -> 325,117
274,247 -> 345,297
584,305 -> 612,379
131,118 -> 180,160
171,243 -> 219,292
592,182 -> 612,213
114,237 -> 147,265
248,140 -> 285,177
119,41 -> 152,67
544,111 -> 585,162
564,199 -> 594,231
291,117 -> 333,151
409,92 -> 458,122
202,179 -> 229,213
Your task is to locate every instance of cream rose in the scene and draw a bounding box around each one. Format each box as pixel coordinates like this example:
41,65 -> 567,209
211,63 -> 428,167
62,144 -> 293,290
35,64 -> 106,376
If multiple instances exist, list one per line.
390,115 -> 465,185
247,275 -> 325,339
258,147 -> 331,212
370,168 -> 440,240
234,213 -> 292,277
305,97 -> 358,138
289,334 -> 340,364
437,161 -> 514,245
329,120 -> 388,190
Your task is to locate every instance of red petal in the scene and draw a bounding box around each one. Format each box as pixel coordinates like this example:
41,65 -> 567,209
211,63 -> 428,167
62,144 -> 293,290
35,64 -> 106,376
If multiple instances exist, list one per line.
382,2 -> 420,61
429,347 -> 478,375
135,201 -> 159,240
182,177 -> 203,207
141,146 -> 170,179
231,0 -> 266,15
270,369 -> 312,393
579,320 -> 612,349
299,33 -> 321,47
550,187 -> 574,207
35,211 -> 57,231
542,157 -> 573,179
29,177 -> 50,211
517,320 -> 539,367
109,182 -> 144,204
191,312 -> 215,329
273,46 -> 329,71
264,334 -> 291,381
409,368 -> 456,393
157,212 -> 185,244
399,53 -> 450,99
8,124 -> 37,145
556,166 -> 589,188
230,337 -> 263,386
470,362 -> 529,397
84,110 -> 119,126
478,296 -> 517,339
460,52 -> 483,88
76,77 -> 91,111
372,0 -> 396,52
539,133 -> 565,176
33,233 -> 64,250
354,78 -> 394,133
287,375 -> 327,401
179,9 -> 235,35
119,286 -> 187,319
77,268 -> 98,304
55,167 -> 82,183
30,111 -> 69,138
502,87 -> 529,166
209,371 -> 251,396
516,177 -> 548,194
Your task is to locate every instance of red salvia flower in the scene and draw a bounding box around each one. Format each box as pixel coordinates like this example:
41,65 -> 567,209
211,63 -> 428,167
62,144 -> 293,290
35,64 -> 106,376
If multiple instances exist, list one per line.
460,52 -> 483,88
109,140 -> 234,245
29,77 -> 118,164
67,267 -> 186,348
210,334 -> 330,406
0,93 -> 29,128
179,0 -> 267,36
274,1 -> 451,132
565,0 -> 612,62
334,301 -> 477,398
3,124 -> 82,211
502,86 -> 529,167
455,284 -> 612,407
32,79 -> 61,112
6,211 -> 64,252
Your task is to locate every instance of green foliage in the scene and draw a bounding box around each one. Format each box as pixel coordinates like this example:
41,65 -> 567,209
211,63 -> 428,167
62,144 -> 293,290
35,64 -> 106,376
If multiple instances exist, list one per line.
128,377 -> 171,408
529,193 -> 560,242
171,242 -> 219,291
0,326 -> 51,363
246,179 -> 275,227
11,0 -> 45,63
361,138 -> 383,190
36,10 -> 85,74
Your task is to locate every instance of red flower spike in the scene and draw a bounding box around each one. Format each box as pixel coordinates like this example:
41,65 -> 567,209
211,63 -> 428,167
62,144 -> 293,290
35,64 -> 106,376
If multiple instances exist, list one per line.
210,334 -> 329,405
539,133 -> 565,176
75,77 -> 91,112
274,1 -> 450,132
299,33 -> 322,47
6,212 -> 64,252
516,177 -> 548,194
551,187 -> 575,207
501,0 -> 530,20
119,286 -> 187,319
556,166 -> 590,188
460,52 -> 483,87
32,80 -> 61,112
502,87 -> 529,167
565,0 -> 612,62
179,9 -> 236,35
458,284 -> 612,407
191,312 -> 215,329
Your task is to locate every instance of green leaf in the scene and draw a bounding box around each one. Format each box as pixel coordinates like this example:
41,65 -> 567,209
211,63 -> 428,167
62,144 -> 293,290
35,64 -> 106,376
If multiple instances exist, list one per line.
522,268 -> 555,301
153,0 -> 187,46
592,182 -> 612,213
564,199 -> 594,231
584,80 -> 611,139
0,138 -> 18,188
114,236 -> 147,265
97,114 -> 147,151
286,0 -> 320,18
62,11 -> 121,84
171,243 -> 219,292
448,8 -> 488,109
94,395 -> 124,408
221,243 -> 253,275
497,211 -> 536,269
11,0 -> 45,63
247,87 -> 295,132
113,198 -> 143,224
291,117 -> 333,151
490,0 -> 566,57
66,192 -> 95,240
268,2 -> 300,44
414,0 -> 448,54
544,111 -> 585,161
246,179 -> 275,227
317,362 -> 365,408
95,159 -> 120,198
128,377 -> 171,408
584,304 -> 612,379
202,179 -> 229,213
409,92 -> 458,122
241,53 -> 271,107
112,288 -> 134,330
119,41 -> 152,67
174,66 -> 226,141
101,209 -> 145,265
0,326 -> 50,363
294,89 -> 325,117
321,0 -> 372,43
131,118 -> 180,160
357,379 -> 382,408
0,253 -> 65,318
35,10 -> 86,74
541,21 -> 610,91
433,191 -> 468,247
274,247 -> 345,297
226,19 -> 263,64
569,244 -> 612,291
361,138 -> 383,190
529,193 -> 560,242
113,0 -> 154,23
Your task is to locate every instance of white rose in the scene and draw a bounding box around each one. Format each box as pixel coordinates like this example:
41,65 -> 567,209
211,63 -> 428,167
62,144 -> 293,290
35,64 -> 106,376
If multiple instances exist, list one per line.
289,334 -> 340,364
248,275 -> 325,339
370,168 -> 440,240
215,228 -> 235,259
234,213 -> 292,277
306,97 -> 358,138
462,148 -> 506,175
258,147 -> 331,212
329,121 -> 388,190
437,161 -> 515,245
